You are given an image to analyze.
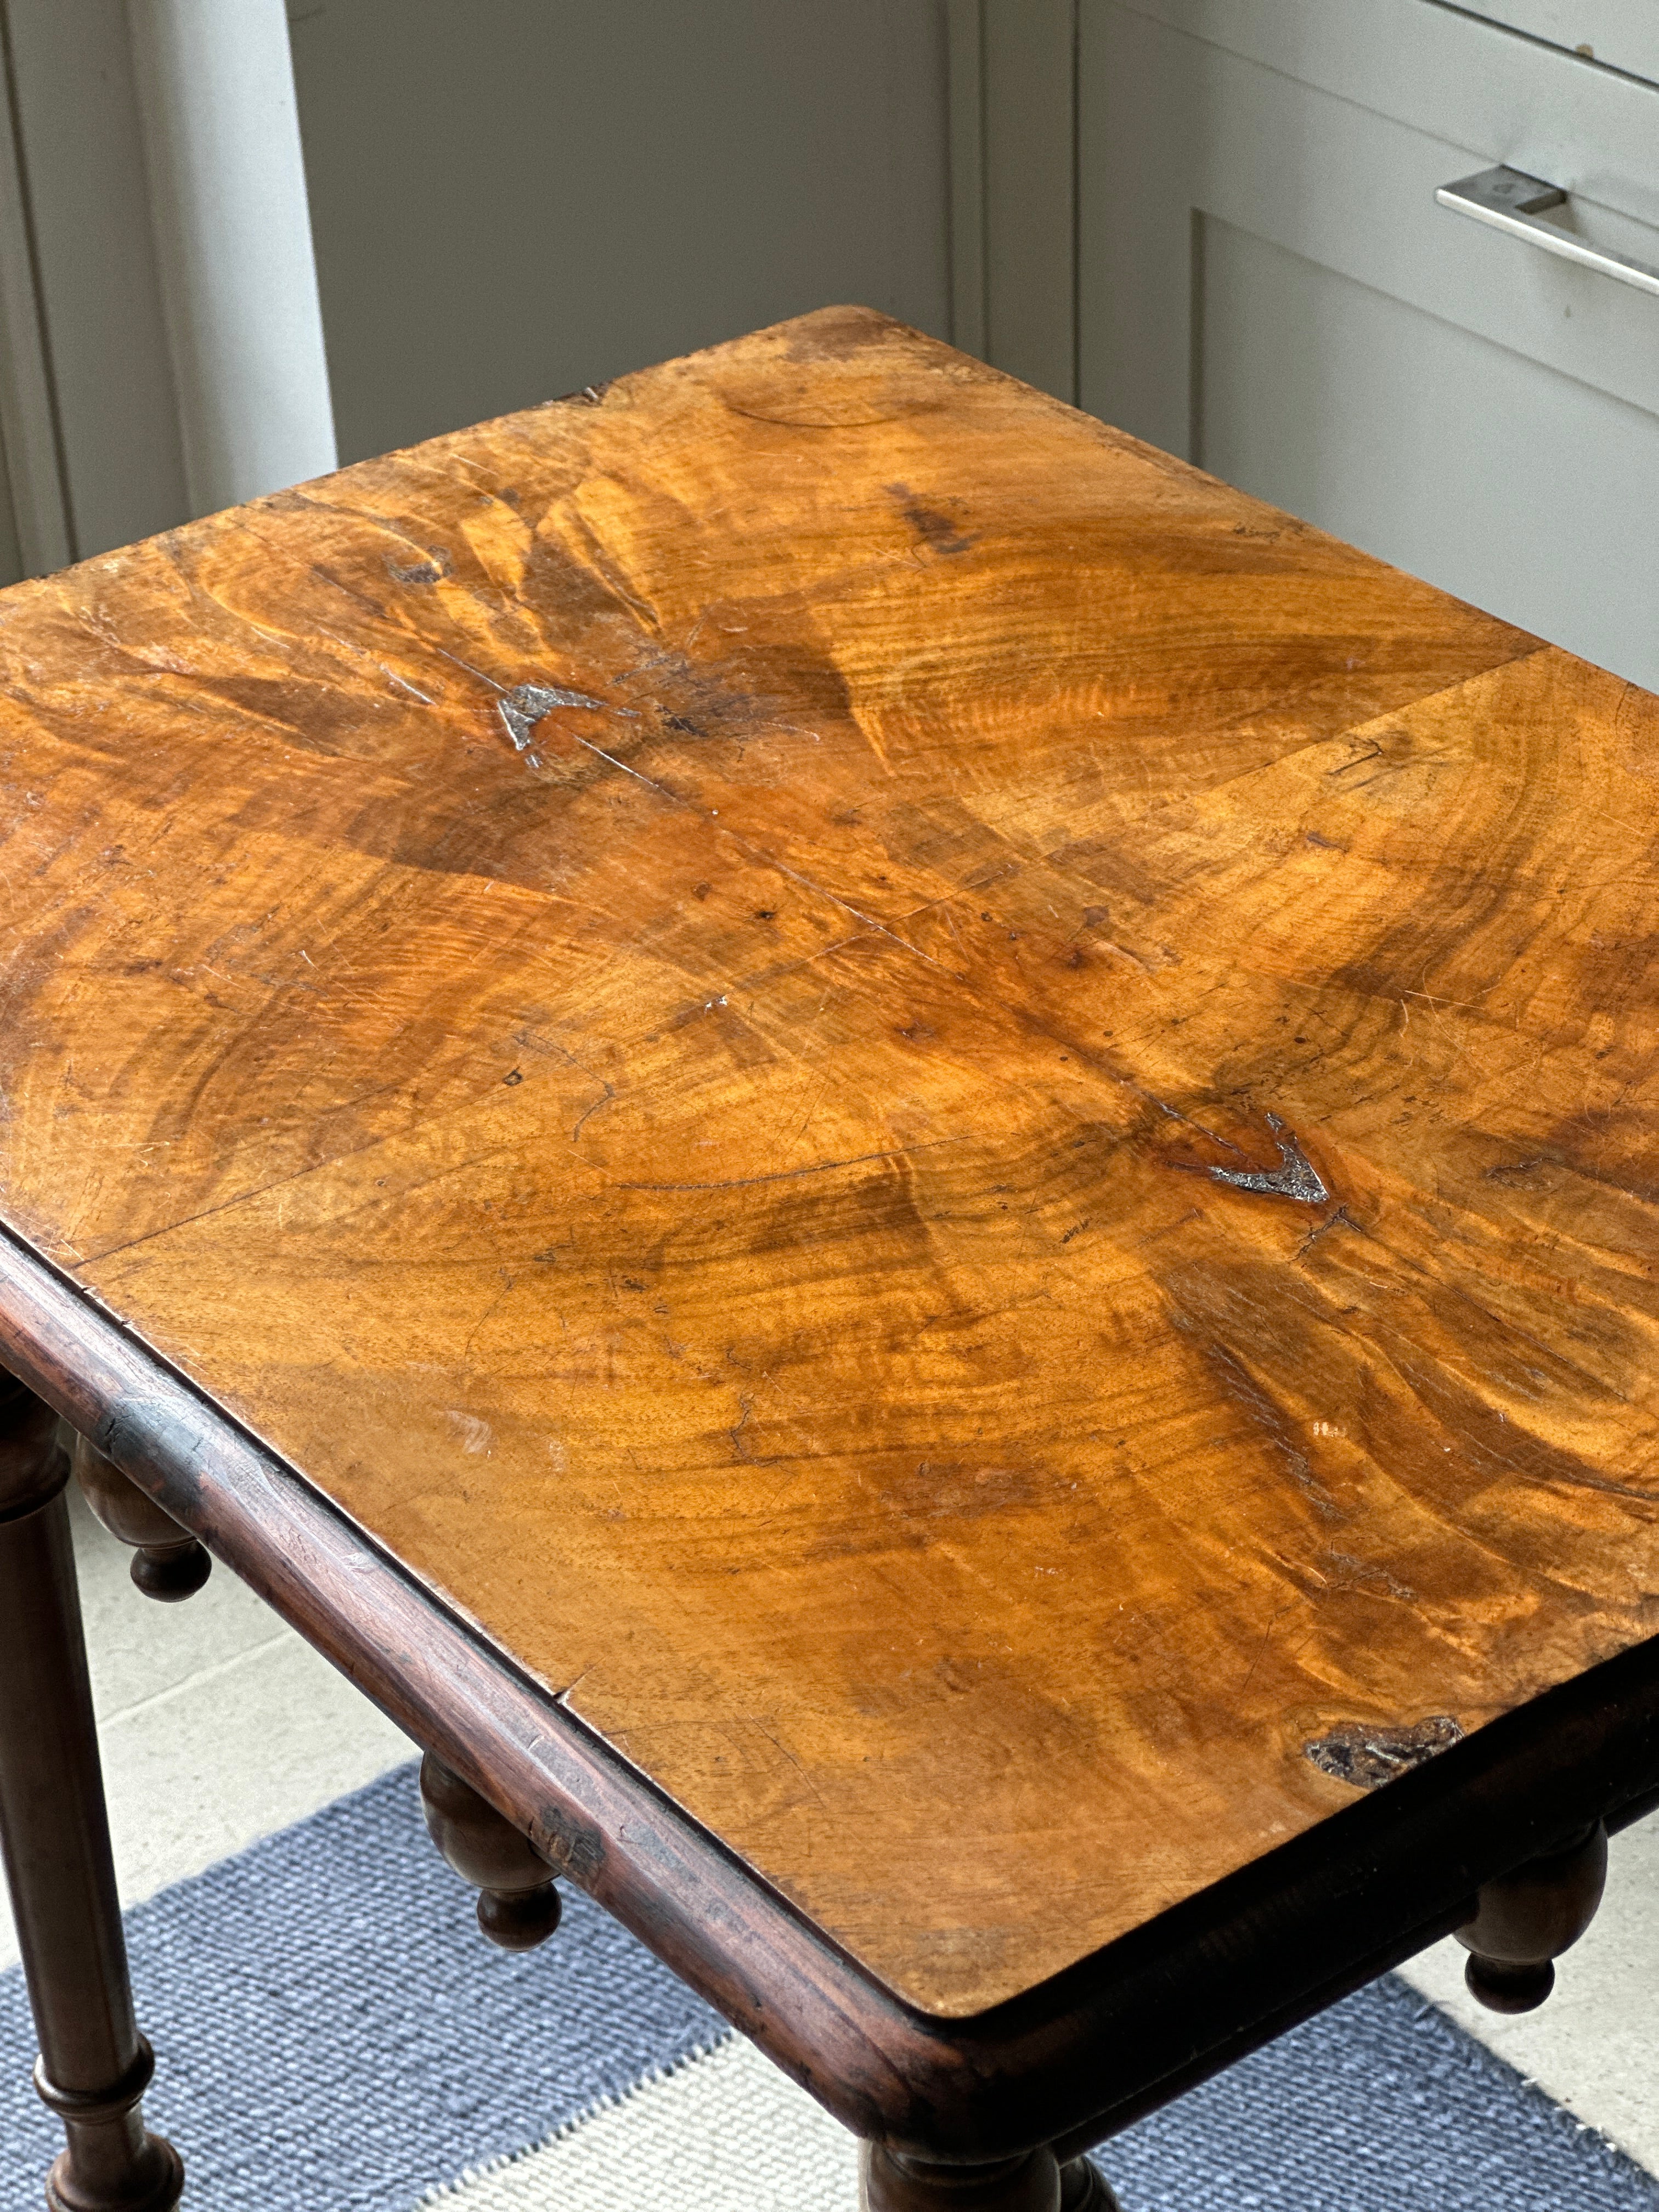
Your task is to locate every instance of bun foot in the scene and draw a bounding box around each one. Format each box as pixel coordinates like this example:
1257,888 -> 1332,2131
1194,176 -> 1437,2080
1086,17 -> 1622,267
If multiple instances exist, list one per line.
420,1751 -> 562,1951
129,1540 -> 212,1602
72,1435 -> 210,1605
1457,1822 -> 1606,2015
1464,1955 -> 1554,2013
477,1880 -> 563,1950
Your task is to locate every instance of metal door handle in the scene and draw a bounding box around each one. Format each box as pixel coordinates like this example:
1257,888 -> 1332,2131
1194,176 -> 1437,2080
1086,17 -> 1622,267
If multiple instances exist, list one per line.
1436,165 -> 1659,296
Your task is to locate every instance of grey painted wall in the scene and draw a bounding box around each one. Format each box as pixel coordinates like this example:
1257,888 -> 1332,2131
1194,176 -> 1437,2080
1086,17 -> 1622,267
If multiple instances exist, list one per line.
287,0 -> 955,466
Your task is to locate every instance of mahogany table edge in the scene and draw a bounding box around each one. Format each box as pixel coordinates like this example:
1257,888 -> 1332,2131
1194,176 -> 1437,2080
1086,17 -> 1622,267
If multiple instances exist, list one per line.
2,1218 -> 1657,2168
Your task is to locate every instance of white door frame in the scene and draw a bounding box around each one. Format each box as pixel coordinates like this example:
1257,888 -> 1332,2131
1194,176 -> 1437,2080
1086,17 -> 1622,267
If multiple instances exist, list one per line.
0,0 -> 335,579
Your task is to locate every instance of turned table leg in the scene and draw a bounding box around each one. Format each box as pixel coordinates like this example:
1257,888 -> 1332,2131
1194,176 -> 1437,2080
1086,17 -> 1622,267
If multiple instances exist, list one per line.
0,1378 -> 184,2211
863,2147 -> 1121,2212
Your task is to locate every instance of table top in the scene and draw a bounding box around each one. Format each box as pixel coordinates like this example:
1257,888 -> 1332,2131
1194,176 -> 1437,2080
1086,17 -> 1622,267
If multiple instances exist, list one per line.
1,306 -> 1656,2027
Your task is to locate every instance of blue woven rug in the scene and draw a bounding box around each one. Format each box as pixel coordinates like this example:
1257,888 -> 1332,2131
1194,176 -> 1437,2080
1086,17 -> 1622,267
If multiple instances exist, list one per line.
1,1764 -> 1652,2210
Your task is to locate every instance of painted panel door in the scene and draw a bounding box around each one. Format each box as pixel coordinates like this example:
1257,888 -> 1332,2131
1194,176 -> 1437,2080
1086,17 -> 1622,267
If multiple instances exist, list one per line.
1456,0 -> 1659,82
1077,0 -> 1659,688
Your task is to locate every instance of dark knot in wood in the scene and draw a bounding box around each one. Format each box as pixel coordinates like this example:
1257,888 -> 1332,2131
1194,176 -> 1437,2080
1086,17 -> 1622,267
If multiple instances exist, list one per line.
71,1435 -> 211,1602
1303,1714 -> 1464,1790
1456,1820 -> 1607,2013
1203,1114 -> 1329,1204
419,1751 -> 562,1950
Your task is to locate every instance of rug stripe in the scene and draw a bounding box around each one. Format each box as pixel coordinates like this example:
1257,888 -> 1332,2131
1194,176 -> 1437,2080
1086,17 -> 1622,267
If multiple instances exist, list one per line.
418,2037 -> 855,2210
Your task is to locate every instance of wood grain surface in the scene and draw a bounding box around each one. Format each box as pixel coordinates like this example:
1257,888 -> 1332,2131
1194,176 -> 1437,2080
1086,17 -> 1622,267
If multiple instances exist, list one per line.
0,306 -> 1654,2017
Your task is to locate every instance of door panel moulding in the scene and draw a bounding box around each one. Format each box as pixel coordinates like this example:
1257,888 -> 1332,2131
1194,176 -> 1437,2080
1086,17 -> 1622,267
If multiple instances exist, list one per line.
0,7 -> 70,578
946,0 -> 1079,403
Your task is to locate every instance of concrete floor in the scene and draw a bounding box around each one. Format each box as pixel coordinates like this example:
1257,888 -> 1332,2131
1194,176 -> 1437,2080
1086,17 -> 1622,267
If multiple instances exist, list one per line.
4,1496 -> 1656,2175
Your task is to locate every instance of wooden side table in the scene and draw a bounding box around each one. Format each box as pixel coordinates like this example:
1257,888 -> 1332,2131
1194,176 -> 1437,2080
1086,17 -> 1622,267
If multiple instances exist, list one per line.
0,308 -> 1655,2211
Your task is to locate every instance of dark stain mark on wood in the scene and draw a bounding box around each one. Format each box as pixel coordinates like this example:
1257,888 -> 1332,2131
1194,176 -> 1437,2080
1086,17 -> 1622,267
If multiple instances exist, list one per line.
386,547 -> 454,585
1304,1714 -> 1464,1790
886,482 -> 977,557
530,1799 -> 605,1883
1485,1156 -> 1551,1186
